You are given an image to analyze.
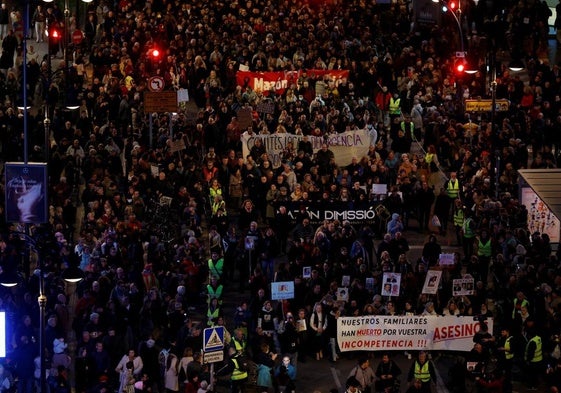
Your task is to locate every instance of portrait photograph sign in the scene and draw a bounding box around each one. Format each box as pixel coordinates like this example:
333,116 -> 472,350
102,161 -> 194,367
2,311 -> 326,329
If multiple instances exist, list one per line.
422,270 -> 442,294
271,281 -> 295,300
452,276 -> 475,296
5,163 -> 48,224
381,272 -> 401,297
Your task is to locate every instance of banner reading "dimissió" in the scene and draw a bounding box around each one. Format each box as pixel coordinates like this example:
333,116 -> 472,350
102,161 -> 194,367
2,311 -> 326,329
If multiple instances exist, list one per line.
337,315 -> 493,352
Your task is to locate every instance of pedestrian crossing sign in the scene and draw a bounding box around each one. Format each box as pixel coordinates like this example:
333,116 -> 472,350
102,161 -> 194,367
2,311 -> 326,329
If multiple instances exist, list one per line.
203,326 -> 224,352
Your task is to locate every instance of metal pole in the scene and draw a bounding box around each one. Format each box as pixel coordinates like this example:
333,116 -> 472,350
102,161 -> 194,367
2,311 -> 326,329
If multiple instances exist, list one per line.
38,266 -> 47,393
446,5 -> 464,55
23,0 -> 29,164
490,52 -> 499,199
64,0 -> 70,64
44,117 -> 51,161
149,113 -> 153,149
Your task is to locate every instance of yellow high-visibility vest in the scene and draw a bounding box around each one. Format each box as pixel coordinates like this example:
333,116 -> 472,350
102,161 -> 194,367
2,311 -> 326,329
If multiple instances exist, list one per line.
453,209 -> 464,227
447,179 -> 460,199
414,361 -> 431,382
231,358 -> 248,380
525,336 -> 543,363
389,97 -> 401,114
505,336 -> 514,360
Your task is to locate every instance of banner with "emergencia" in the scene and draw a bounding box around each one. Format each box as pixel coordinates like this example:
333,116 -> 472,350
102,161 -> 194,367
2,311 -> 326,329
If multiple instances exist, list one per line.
337,315 -> 493,352
241,130 -> 372,168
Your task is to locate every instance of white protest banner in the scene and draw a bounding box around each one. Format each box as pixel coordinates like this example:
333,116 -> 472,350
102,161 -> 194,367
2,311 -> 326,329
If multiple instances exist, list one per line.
422,270 -> 442,294
337,315 -> 493,352
241,130 -> 370,168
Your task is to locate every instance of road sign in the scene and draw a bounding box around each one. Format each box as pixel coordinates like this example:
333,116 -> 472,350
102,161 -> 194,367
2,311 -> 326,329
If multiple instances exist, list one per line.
203,326 -> 224,352
144,91 -> 178,112
148,76 -> 165,92
203,350 -> 224,364
465,99 -> 509,112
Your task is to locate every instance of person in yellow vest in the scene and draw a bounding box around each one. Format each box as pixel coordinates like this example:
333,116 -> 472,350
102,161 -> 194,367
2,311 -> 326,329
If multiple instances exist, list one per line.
475,229 -> 493,284
400,115 -> 415,141
446,172 -> 461,203
220,346 -> 248,393
452,199 -> 465,247
497,325 -> 514,393
424,145 -> 439,168
230,328 -> 248,357
206,296 -> 222,326
407,351 -> 436,393
512,291 -> 530,320
208,251 -> 224,279
206,275 -> 223,305
389,92 -> 401,121
462,211 -> 476,262
525,330 -> 543,390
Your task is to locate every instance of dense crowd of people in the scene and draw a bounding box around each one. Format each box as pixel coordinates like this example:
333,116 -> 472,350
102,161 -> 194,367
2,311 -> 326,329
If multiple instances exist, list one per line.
0,0 -> 560,392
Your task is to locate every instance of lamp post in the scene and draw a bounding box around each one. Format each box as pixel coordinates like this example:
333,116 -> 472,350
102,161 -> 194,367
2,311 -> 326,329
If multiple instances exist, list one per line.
432,0 -> 464,55
0,231 -> 83,393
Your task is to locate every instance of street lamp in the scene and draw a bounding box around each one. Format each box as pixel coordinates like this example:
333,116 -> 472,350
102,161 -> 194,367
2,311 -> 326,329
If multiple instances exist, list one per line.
0,231 -> 83,393
432,0 -> 465,55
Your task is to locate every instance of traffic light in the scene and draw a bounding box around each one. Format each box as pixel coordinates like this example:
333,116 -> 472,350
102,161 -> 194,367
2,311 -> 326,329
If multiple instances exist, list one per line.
48,25 -> 61,55
150,48 -> 161,61
454,59 -> 466,74
48,26 -> 61,42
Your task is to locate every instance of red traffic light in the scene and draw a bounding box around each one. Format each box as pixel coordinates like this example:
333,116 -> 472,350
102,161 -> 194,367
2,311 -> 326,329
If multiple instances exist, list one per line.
454,59 -> 466,74
48,27 -> 61,40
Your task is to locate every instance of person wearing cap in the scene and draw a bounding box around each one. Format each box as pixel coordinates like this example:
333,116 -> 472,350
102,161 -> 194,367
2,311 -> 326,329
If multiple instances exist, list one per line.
407,351 -> 436,393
